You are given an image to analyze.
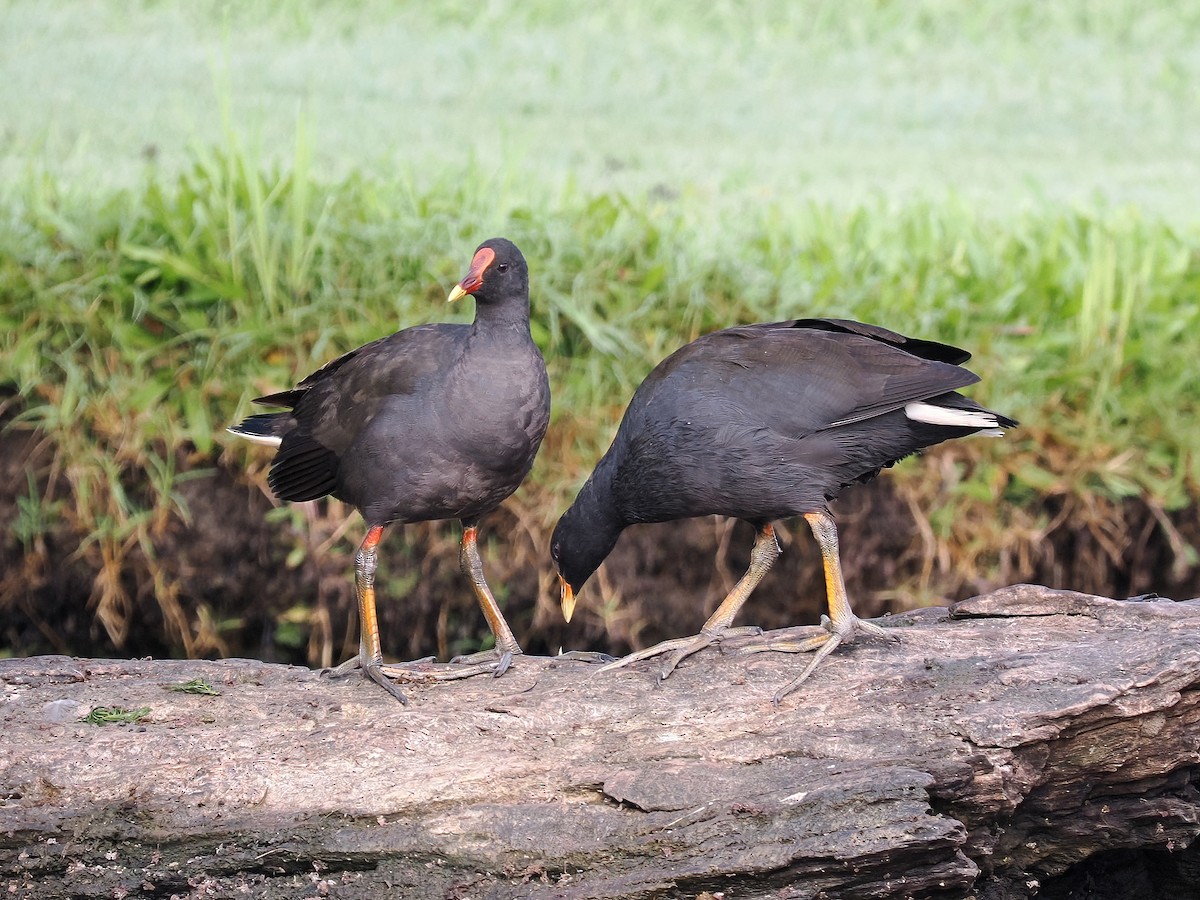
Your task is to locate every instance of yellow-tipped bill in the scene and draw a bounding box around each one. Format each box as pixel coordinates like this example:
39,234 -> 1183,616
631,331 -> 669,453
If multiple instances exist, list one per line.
449,246 -> 496,302
559,575 -> 576,623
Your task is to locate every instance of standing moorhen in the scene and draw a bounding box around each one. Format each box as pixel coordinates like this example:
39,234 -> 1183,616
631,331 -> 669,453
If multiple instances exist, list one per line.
550,318 -> 1016,702
229,238 -> 550,703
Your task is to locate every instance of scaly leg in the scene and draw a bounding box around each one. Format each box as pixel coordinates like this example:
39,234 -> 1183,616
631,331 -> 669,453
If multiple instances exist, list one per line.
327,523 -> 502,701
348,524 -> 410,704
374,520 -> 531,682
450,521 -> 612,670
743,511 -> 889,703
599,523 -> 781,683
438,519 -> 525,677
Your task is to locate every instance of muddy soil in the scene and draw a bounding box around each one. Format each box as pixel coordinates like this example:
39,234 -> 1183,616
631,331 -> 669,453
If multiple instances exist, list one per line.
1,424 -> 1197,667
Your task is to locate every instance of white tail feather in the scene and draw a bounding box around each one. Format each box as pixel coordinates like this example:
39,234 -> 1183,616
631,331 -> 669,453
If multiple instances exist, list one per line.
904,402 -> 1000,429
226,426 -> 283,448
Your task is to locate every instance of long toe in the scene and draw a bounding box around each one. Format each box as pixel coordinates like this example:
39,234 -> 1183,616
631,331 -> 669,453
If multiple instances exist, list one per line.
856,618 -> 892,640
449,647 -> 518,677
744,613 -> 890,655
324,655 -> 437,680
490,650 -> 514,678
825,613 -> 893,644
380,649 -> 517,683
322,656 -> 364,678
598,625 -> 748,681
712,624 -> 764,650
738,629 -> 830,656
549,650 -> 616,665
730,614 -> 894,702
770,632 -> 844,704
364,664 -> 410,705
658,631 -> 725,683
450,647 -> 514,666
770,615 -> 894,703
596,636 -> 701,674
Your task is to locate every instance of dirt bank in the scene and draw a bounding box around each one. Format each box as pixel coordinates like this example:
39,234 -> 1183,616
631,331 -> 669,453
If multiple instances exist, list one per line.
2,424 -> 1197,668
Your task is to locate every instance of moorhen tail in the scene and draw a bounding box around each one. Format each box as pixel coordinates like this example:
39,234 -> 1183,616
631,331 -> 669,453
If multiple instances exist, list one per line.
550,317 -> 1016,702
229,238 -> 550,703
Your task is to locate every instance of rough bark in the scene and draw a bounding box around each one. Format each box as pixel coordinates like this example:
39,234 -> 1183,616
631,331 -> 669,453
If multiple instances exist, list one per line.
2,584 -> 1199,900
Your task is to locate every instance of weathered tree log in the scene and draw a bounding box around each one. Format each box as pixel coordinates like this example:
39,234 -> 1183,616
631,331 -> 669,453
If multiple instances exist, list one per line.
2,584 -> 1200,899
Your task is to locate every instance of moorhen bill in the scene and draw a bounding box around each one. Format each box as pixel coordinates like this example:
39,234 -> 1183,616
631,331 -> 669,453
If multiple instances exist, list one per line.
229,238 -> 550,703
550,318 -> 1016,702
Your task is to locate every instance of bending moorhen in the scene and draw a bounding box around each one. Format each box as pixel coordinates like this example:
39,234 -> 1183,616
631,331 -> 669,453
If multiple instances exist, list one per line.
230,238 -> 549,703
550,318 -> 1016,702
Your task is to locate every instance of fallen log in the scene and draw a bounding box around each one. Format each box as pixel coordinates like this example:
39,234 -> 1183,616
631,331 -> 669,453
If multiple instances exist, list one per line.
2,584 -> 1199,899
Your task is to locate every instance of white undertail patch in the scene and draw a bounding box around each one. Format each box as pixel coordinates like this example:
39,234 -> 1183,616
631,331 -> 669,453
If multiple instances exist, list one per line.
226,426 -> 283,448
904,402 -> 1003,431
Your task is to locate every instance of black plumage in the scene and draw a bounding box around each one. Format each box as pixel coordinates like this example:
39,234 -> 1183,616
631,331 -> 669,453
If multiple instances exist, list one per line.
230,238 -> 549,703
551,317 -> 1016,701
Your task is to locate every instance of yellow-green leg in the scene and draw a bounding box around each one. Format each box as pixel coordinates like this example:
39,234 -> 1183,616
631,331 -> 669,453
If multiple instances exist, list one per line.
375,520 -> 527,682
445,519 -> 611,671
599,523 -> 781,683
440,520 -> 524,677
744,511 -> 889,703
331,522 -> 522,702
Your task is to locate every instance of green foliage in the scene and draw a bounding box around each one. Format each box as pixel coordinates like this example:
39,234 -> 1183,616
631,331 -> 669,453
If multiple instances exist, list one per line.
166,678 -> 221,696
3,146 -> 1198,529
5,0 -> 1200,220
80,706 -> 152,725
2,131 -> 1198,661
2,0 -> 1197,664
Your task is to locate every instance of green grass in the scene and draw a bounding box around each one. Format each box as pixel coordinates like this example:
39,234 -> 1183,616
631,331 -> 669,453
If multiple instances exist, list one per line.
4,148 -> 1199,659
2,0 -> 1199,658
4,150 -> 1198,522
80,706 -> 152,725
166,677 -> 221,696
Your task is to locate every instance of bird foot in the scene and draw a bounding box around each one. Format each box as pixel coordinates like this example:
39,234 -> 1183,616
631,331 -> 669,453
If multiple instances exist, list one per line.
445,647 -> 616,674
365,663 -> 411,704
323,655 -> 435,679
321,651 -> 517,703
597,625 -> 763,683
320,657 -> 417,705
546,649 -> 617,665
740,613 -> 892,704
400,646 -> 521,680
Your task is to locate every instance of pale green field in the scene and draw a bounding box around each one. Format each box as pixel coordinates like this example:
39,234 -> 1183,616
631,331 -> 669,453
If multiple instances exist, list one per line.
4,0 -> 1200,217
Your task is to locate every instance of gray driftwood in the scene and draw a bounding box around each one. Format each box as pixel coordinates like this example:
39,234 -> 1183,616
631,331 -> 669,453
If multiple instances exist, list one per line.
3,584 -> 1200,899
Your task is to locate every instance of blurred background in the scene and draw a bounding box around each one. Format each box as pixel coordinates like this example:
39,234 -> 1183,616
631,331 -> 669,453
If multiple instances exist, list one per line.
2,0 -> 1197,668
